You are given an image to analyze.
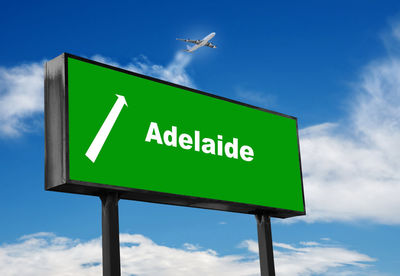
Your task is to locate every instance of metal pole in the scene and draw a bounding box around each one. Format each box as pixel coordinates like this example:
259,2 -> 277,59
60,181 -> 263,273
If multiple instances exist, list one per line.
255,214 -> 276,276
101,192 -> 121,276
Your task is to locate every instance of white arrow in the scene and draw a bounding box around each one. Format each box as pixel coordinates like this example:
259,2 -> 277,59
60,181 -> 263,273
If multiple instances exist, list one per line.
85,94 -> 128,163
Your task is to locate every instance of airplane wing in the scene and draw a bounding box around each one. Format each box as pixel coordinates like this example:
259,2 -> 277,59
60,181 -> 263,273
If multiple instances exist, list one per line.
176,38 -> 201,44
183,43 -> 202,53
205,42 -> 217,48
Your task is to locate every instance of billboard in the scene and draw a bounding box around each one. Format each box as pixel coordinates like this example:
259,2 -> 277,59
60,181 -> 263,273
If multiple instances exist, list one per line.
45,53 -> 305,217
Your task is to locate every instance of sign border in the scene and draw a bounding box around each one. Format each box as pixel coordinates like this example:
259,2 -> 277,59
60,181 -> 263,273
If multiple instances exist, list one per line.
45,53 -> 306,218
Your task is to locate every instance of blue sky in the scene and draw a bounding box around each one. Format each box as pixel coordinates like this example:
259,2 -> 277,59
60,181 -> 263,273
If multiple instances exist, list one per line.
1,0 -> 400,275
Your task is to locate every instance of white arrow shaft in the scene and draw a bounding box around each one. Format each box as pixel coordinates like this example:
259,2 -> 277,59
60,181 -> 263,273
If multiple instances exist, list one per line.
86,96 -> 126,163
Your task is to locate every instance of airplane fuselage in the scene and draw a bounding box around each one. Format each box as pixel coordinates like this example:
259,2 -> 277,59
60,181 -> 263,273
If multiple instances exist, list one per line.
199,32 -> 215,47
187,32 -> 216,52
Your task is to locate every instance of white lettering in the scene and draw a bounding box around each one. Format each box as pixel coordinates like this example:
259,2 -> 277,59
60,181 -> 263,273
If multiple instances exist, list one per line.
194,130 -> 200,151
217,135 -> 223,156
164,126 -> 177,147
144,122 -> 254,162
240,146 -> 254,162
145,122 -> 163,144
179,133 -> 193,150
202,138 -> 216,154
225,138 -> 238,159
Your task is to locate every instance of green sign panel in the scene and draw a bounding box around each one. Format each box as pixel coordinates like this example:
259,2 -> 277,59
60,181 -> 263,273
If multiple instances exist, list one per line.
45,53 -> 305,217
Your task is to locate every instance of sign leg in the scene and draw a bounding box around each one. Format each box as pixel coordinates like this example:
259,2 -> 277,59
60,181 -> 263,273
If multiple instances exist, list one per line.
101,192 -> 121,276
255,214 -> 276,276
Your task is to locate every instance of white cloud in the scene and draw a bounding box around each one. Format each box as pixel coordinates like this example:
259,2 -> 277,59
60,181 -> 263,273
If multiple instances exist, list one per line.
183,243 -> 201,251
231,23 -> 400,225
239,239 -> 259,254
240,239 -> 375,276
274,241 -> 375,276
299,241 -> 320,246
0,62 -> 44,137
93,52 -> 194,87
0,233 -> 375,276
0,52 -> 193,137
298,37 -> 400,223
235,88 -> 276,108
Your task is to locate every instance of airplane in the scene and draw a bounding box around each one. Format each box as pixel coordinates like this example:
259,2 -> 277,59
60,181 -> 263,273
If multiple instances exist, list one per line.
177,32 -> 217,52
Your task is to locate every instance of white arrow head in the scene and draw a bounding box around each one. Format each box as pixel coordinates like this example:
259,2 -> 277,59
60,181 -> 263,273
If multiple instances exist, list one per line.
85,94 -> 128,163
116,94 -> 128,107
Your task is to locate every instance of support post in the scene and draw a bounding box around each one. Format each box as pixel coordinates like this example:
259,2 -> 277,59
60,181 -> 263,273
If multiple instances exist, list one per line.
101,192 -> 121,276
255,214 -> 275,276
